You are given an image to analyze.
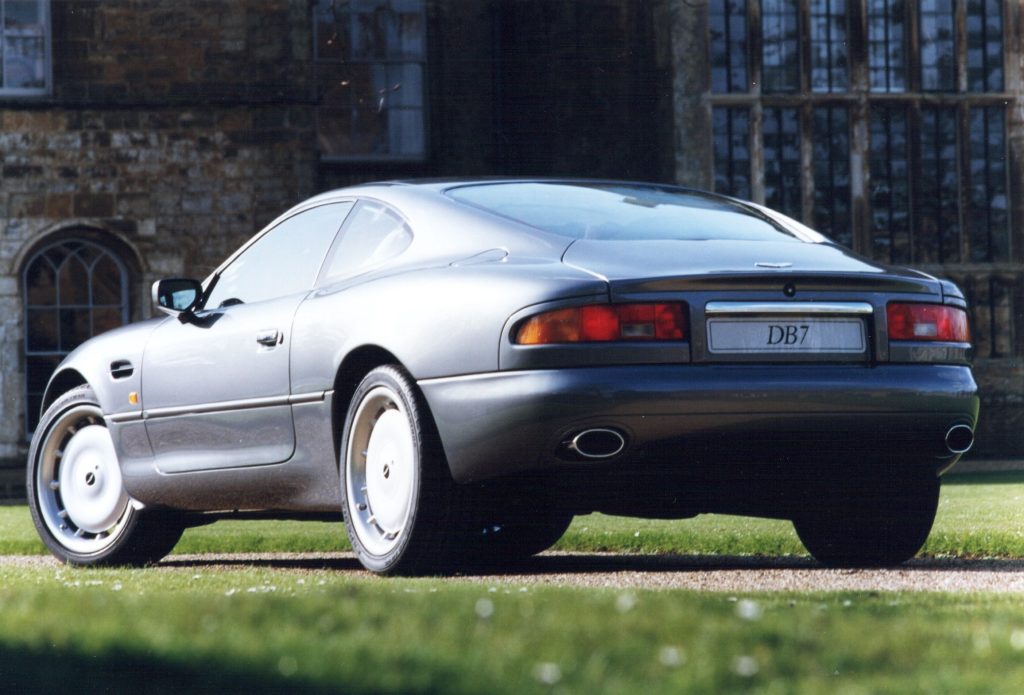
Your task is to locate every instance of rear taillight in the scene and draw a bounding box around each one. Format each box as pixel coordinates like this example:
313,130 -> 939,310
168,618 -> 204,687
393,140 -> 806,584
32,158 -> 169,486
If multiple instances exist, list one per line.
887,303 -> 970,343
516,303 -> 687,345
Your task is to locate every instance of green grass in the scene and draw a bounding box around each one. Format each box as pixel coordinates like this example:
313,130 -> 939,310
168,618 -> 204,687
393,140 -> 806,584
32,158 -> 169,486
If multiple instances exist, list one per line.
1,472 -> 1024,693
2,471 -> 1023,558
2,564 -> 1024,694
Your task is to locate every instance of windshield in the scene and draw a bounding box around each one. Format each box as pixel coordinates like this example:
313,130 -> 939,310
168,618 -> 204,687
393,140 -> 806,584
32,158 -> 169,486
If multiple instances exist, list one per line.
447,182 -> 819,243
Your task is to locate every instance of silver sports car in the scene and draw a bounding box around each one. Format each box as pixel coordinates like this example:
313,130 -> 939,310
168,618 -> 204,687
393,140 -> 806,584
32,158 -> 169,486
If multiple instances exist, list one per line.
27,180 -> 979,573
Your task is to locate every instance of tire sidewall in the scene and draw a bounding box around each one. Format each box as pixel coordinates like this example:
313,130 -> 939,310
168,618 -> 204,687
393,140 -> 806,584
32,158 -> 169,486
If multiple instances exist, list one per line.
27,385 -> 142,566
340,366 -> 426,574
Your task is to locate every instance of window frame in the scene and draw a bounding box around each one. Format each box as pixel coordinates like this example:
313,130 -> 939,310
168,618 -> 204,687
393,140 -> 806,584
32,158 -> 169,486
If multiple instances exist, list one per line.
706,0 -> 1017,360
0,0 -> 52,98
313,0 -> 429,164
21,238 -> 130,435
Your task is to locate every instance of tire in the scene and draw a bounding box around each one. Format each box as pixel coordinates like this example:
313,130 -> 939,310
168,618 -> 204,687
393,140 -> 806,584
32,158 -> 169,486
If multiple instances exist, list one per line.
27,385 -> 185,566
468,478 -> 574,562
474,510 -> 574,562
792,472 -> 940,568
340,365 -> 465,575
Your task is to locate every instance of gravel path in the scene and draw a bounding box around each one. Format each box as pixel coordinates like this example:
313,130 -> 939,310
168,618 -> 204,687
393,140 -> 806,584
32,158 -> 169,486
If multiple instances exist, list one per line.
6,552 -> 1024,592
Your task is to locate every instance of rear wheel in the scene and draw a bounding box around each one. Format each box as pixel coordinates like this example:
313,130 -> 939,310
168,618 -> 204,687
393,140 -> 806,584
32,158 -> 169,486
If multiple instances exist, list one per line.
27,385 -> 184,566
340,365 -> 466,575
792,471 -> 940,567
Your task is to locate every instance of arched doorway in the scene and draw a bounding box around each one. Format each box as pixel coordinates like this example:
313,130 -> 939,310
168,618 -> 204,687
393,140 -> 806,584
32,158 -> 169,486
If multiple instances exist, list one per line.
22,237 -> 131,434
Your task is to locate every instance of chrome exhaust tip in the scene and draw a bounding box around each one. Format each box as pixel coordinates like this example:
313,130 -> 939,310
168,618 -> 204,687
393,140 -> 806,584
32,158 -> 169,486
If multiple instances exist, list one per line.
945,424 -> 975,455
566,428 -> 626,460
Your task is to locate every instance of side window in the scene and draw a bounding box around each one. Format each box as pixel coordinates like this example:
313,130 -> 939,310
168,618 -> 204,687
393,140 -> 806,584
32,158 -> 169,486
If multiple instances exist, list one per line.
320,201 -> 413,283
206,202 -> 354,308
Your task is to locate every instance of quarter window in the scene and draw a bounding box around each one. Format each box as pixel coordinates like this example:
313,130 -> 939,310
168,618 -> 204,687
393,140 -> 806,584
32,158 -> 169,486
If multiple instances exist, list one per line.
0,0 -> 50,95
320,201 -> 413,283
205,202 -> 354,308
314,0 -> 427,160
22,239 -> 128,433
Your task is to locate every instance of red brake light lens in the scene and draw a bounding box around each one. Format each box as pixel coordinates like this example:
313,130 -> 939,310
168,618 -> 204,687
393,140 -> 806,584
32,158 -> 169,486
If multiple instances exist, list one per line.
887,303 -> 970,343
516,303 -> 687,345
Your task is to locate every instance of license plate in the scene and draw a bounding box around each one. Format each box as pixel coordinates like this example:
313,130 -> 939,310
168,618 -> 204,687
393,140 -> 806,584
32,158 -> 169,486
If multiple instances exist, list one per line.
707,318 -> 866,354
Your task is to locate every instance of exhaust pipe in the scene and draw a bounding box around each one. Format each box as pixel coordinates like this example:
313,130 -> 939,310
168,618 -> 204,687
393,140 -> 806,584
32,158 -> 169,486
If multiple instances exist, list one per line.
566,428 -> 626,460
944,424 -> 975,455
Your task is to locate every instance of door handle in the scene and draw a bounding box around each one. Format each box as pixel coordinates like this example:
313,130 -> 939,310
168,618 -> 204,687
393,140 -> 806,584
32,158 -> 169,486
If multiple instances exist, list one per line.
256,329 -> 282,346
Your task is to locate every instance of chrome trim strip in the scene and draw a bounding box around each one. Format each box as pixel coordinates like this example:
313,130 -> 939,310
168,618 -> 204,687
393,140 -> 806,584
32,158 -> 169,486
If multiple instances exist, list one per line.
704,301 -> 874,316
116,391 -> 330,421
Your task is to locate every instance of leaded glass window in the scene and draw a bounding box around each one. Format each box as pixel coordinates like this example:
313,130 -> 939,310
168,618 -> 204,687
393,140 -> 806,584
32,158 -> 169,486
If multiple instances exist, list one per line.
869,106 -> 911,263
919,0 -> 956,92
812,106 -> 851,246
712,107 -> 751,199
918,106 -> 960,263
763,107 -> 802,218
710,0 -> 748,93
314,0 -> 427,160
0,0 -> 49,95
809,0 -> 849,92
761,0 -> 800,93
867,0 -> 907,92
22,240 -> 130,433
967,0 -> 1003,92
968,106 -> 1009,262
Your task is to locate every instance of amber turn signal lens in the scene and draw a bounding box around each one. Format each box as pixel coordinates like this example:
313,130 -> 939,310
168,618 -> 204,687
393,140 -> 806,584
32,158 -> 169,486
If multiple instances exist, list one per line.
516,303 -> 687,345
887,303 -> 970,343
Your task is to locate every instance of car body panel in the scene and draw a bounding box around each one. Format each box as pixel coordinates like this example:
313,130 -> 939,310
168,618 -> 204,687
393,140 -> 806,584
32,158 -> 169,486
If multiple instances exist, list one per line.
35,179 -> 981,520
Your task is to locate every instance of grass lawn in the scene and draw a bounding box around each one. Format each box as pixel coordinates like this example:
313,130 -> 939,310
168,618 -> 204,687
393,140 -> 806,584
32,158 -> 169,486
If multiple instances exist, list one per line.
1,471 -> 1022,693
2,564 -> 1024,694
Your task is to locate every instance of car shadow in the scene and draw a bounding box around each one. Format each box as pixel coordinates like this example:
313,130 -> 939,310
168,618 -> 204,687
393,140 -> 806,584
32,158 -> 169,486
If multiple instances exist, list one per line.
156,552 -> 1024,575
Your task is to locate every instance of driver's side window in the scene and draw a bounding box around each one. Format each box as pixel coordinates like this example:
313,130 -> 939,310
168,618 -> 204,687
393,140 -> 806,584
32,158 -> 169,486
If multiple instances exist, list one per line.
205,201 -> 354,308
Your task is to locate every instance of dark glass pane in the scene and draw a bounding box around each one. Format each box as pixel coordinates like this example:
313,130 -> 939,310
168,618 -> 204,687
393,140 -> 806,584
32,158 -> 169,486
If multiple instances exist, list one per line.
869,106 -> 911,263
26,309 -> 58,351
809,0 -> 848,92
813,106 -> 851,246
92,308 -> 123,337
867,0 -> 906,92
968,106 -> 1009,262
91,255 -> 124,306
713,107 -> 751,200
967,0 -> 1003,92
24,257 -> 56,306
58,255 -> 90,306
26,355 -> 61,432
60,307 -> 91,352
763,107 -> 802,219
762,0 -> 800,92
315,2 -> 350,61
920,0 -> 956,92
710,0 -> 748,93
918,106 -> 960,263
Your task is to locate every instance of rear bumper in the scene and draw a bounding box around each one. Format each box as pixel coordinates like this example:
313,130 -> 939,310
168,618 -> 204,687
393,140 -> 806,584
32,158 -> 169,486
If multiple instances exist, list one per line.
419,364 -> 979,484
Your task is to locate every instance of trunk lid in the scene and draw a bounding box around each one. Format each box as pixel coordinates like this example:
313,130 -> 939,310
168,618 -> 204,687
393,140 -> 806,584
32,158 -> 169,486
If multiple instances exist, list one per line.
561,239 -> 942,296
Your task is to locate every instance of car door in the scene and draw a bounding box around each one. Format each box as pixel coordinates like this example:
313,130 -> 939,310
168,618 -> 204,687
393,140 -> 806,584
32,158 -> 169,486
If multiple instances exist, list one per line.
141,201 -> 354,473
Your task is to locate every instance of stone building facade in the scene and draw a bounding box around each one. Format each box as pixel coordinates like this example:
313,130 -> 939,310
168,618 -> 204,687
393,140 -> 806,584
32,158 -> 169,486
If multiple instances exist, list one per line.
0,0 -> 1021,482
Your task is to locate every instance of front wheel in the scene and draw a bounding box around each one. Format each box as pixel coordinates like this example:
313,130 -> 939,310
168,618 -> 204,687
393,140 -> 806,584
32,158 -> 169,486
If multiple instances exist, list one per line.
340,366 -> 465,575
792,472 -> 940,568
27,385 -> 184,566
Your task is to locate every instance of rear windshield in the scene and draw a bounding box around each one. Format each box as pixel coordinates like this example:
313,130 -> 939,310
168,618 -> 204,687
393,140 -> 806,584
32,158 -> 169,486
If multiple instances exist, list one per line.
446,182 -> 815,243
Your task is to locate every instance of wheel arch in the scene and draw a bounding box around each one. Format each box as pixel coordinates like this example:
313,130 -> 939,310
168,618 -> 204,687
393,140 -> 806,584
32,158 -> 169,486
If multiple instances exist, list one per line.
330,345 -> 405,464
41,368 -> 89,416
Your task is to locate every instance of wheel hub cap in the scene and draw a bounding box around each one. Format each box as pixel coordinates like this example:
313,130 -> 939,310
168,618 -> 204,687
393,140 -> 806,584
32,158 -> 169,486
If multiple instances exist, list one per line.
363,409 -> 414,536
58,425 -> 129,534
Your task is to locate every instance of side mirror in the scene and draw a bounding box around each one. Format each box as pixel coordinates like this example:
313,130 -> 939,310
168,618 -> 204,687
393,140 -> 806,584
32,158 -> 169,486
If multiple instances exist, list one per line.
152,278 -> 203,318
